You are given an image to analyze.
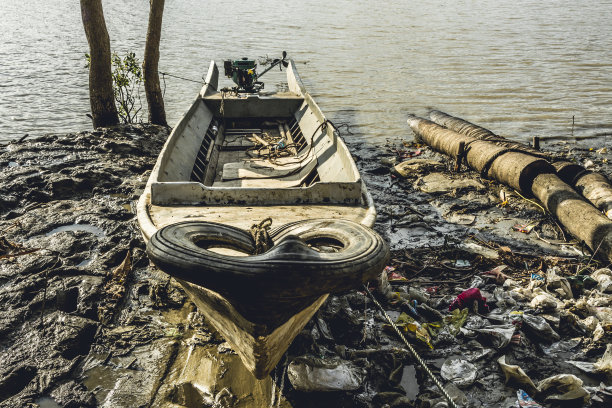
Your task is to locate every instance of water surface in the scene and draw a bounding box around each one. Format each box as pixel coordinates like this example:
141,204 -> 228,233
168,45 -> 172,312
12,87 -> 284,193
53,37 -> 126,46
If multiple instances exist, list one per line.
2,0 -> 612,143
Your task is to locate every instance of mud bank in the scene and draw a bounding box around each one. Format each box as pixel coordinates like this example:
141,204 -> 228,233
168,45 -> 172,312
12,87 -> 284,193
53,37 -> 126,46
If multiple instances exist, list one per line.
1,125 -> 611,407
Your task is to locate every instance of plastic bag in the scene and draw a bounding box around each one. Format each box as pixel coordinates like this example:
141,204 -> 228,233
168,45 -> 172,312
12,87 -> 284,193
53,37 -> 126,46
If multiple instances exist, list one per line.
449,288 -> 490,313
537,374 -> 590,404
530,289 -> 558,311
522,314 -> 560,343
546,267 -> 573,299
287,356 -> 365,392
394,312 -> 433,349
516,389 -> 543,407
473,325 -> 515,349
441,358 -> 477,388
594,344 -> 612,375
497,356 -> 537,396
444,308 -> 469,336
592,268 -> 612,293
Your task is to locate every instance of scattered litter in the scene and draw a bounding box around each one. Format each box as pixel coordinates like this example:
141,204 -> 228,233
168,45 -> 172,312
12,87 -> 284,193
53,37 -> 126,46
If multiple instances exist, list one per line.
592,268 -> 612,293
440,358 -> 477,387
393,312 -> 433,349
287,356 -> 366,392
593,344 -> 612,375
497,356 -> 537,396
521,314 -> 560,343
449,288 -> 490,313
516,389 -> 543,407
537,374 -> 590,404
513,223 -> 536,234
473,325 -> 515,349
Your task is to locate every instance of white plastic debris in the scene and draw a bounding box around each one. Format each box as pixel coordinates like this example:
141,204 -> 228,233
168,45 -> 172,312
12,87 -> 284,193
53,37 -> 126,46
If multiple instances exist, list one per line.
521,314 -> 560,343
497,356 -> 537,396
440,358 -> 477,388
592,268 -> 612,293
287,357 -> 365,392
537,374 -> 590,404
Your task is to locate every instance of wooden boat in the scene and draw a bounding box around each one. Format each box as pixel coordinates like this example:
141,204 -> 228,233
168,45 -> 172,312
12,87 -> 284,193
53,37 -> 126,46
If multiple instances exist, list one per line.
137,60 -> 387,379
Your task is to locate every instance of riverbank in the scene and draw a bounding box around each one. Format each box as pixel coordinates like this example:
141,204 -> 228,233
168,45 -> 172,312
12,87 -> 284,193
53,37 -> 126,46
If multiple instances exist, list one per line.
0,125 -> 610,407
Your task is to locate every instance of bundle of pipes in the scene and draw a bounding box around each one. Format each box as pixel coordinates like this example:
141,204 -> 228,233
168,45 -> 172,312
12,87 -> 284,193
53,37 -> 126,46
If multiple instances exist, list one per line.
406,112 -> 612,263
429,110 -> 612,219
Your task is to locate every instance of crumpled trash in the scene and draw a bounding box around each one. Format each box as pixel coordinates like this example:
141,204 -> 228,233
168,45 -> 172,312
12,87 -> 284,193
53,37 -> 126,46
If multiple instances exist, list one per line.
493,286 -> 518,309
464,314 -> 488,330
546,267 -> 573,299
444,308 -> 469,336
542,339 -> 581,356
473,325 -> 515,349
521,313 -> 560,343
440,382 -> 468,407
449,288 -> 490,313
287,356 -> 366,392
530,289 -> 559,311
594,343 -> 612,375
567,274 -> 598,297
579,315 -> 600,333
408,287 -> 430,303
589,383 -> 612,407
394,312 -> 433,348
516,389 -> 544,407
592,268 -> 612,293
537,374 -> 590,404
392,158 -> 443,178
440,358 -> 477,388
481,264 -> 510,284
497,356 -> 537,396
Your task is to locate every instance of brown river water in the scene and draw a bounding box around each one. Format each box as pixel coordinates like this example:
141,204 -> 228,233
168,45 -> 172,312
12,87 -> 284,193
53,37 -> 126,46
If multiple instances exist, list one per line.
2,0 -> 612,144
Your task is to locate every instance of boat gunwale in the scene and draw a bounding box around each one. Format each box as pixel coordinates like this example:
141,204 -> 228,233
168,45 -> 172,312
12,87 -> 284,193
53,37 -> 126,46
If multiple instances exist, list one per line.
137,59 -> 376,241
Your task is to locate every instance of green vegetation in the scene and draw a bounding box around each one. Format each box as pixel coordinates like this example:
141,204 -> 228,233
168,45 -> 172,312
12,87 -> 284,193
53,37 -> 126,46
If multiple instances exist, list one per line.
86,51 -> 143,124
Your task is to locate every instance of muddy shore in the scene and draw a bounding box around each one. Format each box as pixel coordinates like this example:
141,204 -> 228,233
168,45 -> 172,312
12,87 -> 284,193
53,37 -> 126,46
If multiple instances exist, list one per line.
0,125 -> 611,407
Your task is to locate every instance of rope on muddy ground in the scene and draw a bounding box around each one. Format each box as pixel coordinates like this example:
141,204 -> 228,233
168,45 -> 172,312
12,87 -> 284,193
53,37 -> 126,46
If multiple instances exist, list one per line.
363,285 -> 459,408
250,217 -> 273,254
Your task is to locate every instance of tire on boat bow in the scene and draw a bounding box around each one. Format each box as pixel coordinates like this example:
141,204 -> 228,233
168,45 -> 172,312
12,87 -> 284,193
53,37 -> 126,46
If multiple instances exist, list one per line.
146,219 -> 389,301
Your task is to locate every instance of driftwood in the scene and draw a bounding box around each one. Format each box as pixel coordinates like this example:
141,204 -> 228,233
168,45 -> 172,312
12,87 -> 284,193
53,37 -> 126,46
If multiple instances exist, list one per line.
407,114 -> 612,263
553,161 -> 612,220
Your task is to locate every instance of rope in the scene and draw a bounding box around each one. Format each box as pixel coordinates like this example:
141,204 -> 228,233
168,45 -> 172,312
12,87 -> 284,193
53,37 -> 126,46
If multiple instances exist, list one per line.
220,90 -> 226,117
250,218 -> 273,254
157,70 -> 203,84
222,119 -> 341,182
363,285 -> 459,408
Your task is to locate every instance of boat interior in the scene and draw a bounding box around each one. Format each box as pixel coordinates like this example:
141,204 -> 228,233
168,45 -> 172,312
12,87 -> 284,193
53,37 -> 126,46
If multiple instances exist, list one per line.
149,61 -> 364,206
191,116 -> 318,189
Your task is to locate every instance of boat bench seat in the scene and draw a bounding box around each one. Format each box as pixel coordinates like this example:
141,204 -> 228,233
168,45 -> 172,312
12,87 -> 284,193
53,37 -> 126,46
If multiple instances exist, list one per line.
213,158 -> 317,188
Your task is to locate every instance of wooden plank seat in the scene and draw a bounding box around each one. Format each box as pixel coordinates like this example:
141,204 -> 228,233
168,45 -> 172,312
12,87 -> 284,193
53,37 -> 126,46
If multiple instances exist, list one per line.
213,157 -> 317,188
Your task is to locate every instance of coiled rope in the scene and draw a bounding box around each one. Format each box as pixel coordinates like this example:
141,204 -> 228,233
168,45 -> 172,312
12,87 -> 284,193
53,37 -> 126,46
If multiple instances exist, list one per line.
250,217 -> 273,254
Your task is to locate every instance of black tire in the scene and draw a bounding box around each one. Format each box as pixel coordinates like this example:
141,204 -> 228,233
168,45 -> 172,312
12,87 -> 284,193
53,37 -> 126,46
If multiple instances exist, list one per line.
146,219 -> 389,300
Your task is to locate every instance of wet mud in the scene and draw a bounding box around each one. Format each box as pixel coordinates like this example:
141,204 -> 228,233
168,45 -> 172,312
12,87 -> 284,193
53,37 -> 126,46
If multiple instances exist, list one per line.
1,125 -> 611,407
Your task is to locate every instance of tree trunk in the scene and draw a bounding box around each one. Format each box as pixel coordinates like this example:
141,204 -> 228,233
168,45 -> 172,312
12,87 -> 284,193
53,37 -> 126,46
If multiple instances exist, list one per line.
80,0 -> 119,128
143,0 -> 168,126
